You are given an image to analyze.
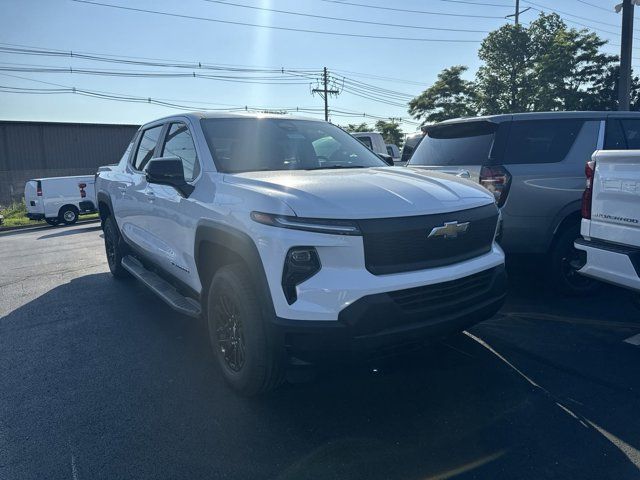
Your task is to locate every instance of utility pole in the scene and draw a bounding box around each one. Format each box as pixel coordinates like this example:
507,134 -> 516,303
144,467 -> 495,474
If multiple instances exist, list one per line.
312,67 -> 339,121
617,0 -> 635,110
506,0 -> 529,25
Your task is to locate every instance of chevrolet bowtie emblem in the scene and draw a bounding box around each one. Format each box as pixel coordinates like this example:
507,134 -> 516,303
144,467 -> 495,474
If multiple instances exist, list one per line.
428,221 -> 470,239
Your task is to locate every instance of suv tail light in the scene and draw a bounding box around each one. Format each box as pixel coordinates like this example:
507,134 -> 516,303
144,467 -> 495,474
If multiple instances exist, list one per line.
480,165 -> 511,207
36,180 -> 42,197
581,160 -> 596,219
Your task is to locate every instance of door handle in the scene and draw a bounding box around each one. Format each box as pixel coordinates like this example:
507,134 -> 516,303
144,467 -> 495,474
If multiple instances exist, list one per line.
146,190 -> 155,202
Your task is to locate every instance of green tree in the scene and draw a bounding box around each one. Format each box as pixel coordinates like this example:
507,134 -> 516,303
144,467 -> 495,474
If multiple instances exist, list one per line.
408,66 -> 477,124
475,23 -> 532,113
409,13 -> 634,121
374,120 -> 404,147
343,123 -> 371,132
475,13 -> 619,114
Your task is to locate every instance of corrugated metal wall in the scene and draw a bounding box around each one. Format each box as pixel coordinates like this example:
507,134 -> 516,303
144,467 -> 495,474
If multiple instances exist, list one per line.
0,121 -> 139,204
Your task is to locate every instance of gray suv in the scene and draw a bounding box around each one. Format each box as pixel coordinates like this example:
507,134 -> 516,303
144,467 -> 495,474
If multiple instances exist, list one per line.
407,111 -> 640,294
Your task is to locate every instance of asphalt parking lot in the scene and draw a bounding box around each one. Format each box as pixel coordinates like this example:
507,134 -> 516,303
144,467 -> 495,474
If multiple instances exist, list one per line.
1,223 -> 640,480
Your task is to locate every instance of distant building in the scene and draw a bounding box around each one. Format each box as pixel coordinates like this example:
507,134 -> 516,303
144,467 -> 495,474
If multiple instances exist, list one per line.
0,120 -> 139,205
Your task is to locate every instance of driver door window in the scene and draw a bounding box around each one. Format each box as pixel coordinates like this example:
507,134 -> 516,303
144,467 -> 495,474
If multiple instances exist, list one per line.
162,123 -> 200,181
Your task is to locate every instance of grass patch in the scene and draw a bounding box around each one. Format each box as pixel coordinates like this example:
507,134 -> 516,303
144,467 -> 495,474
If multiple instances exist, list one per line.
0,200 -> 99,229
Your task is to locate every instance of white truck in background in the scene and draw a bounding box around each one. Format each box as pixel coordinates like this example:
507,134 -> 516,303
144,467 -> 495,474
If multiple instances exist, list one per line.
575,150 -> 640,299
351,132 -> 394,165
24,175 -> 97,226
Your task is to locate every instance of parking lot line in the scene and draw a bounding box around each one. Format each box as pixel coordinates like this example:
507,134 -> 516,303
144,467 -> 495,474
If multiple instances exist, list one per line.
623,333 -> 640,346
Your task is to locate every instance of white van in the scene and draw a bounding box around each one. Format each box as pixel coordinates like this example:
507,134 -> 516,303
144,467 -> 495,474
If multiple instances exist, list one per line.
24,175 -> 97,226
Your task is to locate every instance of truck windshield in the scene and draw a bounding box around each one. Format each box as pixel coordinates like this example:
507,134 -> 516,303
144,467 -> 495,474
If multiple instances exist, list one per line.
200,118 -> 386,173
409,121 -> 497,166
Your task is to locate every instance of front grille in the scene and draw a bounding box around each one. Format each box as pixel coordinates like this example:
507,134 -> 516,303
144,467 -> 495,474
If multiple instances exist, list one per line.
359,204 -> 498,275
388,267 -> 496,314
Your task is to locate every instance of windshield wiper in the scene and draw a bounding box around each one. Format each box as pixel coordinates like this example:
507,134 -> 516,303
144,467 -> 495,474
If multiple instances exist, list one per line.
306,165 -> 367,170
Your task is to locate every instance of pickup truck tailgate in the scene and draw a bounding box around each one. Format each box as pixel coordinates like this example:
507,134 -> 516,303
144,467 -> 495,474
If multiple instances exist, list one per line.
588,150 -> 640,248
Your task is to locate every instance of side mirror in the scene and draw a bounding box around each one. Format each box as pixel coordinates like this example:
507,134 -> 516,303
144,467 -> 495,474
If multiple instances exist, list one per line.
377,153 -> 394,166
145,157 -> 194,197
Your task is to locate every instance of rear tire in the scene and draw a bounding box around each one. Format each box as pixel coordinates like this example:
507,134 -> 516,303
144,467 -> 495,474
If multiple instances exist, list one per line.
58,205 -> 79,225
103,216 -> 129,279
550,226 -> 600,296
207,264 -> 285,396
45,218 -> 60,226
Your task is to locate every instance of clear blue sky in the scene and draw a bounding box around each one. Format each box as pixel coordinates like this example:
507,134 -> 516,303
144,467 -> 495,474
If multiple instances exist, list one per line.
0,0 -> 630,134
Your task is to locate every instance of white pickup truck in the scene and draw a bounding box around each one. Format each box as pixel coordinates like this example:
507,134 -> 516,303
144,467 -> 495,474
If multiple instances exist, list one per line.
95,112 -> 507,395
575,150 -> 640,297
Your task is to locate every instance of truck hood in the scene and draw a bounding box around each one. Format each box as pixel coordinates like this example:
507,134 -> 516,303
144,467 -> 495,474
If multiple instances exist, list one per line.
223,167 -> 494,219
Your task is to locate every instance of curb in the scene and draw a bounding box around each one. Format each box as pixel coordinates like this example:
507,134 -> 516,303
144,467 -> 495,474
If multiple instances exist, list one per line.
0,217 -> 100,234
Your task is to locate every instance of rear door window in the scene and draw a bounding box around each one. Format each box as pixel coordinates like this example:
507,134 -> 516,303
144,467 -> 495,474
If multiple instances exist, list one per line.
503,119 -> 584,164
409,121 -> 497,166
132,125 -> 163,171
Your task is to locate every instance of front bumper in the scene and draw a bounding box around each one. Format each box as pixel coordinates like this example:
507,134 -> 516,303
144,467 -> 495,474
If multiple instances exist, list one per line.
269,265 -> 507,362
575,238 -> 640,293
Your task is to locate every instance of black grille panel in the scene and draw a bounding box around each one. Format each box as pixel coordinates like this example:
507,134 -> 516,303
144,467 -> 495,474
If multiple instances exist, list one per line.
359,204 -> 498,275
388,267 -> 496,314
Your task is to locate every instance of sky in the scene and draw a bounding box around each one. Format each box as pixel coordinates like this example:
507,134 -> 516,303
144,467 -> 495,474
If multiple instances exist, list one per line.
0,0 -> 631,134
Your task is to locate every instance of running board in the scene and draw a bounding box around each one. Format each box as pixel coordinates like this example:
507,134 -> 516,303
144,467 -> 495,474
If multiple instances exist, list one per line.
121,256 -> 201,318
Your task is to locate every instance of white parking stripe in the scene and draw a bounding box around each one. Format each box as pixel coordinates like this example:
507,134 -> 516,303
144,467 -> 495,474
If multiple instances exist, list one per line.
623,333 -> 640,345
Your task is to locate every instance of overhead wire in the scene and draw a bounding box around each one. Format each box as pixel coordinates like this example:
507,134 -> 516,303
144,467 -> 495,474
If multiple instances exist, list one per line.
202,0 -> 493,33
71,0 -> 483,43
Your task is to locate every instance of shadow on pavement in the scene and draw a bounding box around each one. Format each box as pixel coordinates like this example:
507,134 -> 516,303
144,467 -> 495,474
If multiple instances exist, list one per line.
2,272 -> 640,480
37,224 -> 102,240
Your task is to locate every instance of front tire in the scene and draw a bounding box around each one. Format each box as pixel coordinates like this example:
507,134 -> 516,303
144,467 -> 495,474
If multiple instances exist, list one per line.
550,226 -> 599,296
103,216 -> 129,279
207,264 -> 285,396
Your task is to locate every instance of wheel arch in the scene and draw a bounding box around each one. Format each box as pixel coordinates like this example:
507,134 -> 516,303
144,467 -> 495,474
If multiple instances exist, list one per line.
548,200 -> 582,252
97,191 -> 115,225
195,221 -> 275,318
58,203 -> 79,217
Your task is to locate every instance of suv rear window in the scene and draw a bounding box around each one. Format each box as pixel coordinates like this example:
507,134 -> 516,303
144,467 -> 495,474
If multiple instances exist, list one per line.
503,119 -> 584,164
409,121 -> 497,166
604,118 -> 640,149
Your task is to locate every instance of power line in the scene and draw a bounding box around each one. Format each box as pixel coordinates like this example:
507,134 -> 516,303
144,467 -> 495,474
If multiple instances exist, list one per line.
574,0 -> 619,14
434,0 -> 512,7
320,0 -> 511,19
0,41 -> 320,72
71,0 -> 483,43
333,69 -> 428,87
0,44 -> 320,75
0,41 -> 434,89
339,77 -> 416,99
203,0 -> 492,33
0,73 -> 420,127
0,64 -> 315,85
522,0 -> 640,38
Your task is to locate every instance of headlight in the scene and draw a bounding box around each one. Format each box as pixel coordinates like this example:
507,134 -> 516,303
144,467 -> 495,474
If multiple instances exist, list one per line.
251,211 -> 361,235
